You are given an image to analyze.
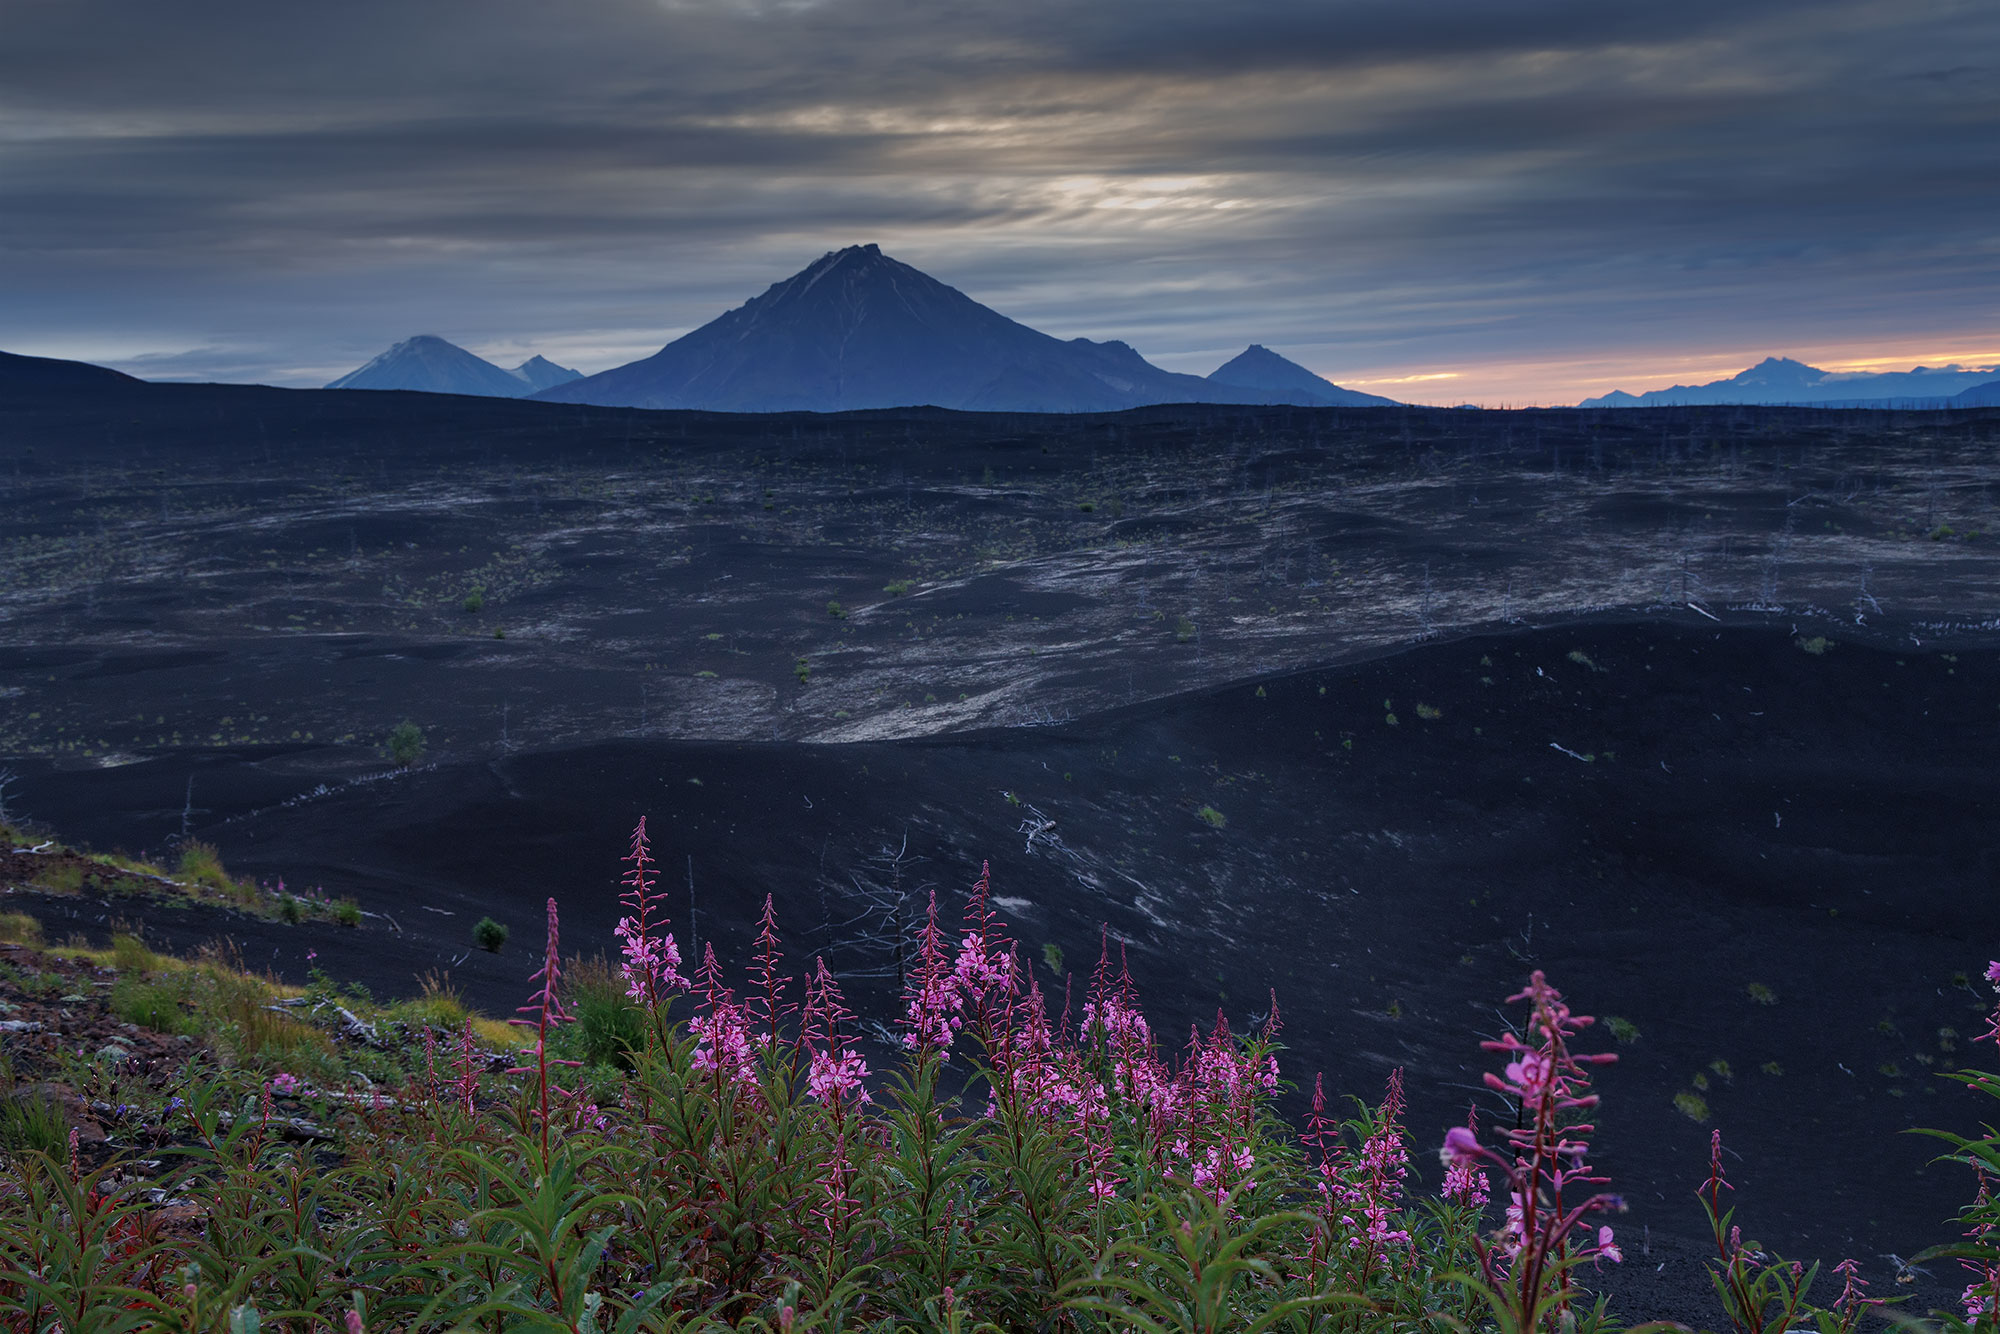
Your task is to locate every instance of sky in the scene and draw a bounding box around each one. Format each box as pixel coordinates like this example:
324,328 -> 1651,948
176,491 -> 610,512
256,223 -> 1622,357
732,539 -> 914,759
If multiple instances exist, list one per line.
2,0 -> 1996,406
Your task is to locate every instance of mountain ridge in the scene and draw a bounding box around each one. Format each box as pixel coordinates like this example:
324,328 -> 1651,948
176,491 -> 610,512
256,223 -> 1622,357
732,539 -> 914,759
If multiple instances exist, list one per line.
0,348 -> 144,394
326,335 -> 579,398
534,245 -> 1399,413
1580,355 -> 1999,408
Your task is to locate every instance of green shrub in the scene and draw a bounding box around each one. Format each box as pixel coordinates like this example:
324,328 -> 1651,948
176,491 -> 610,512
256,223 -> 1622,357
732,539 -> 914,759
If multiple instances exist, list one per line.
827,600 -> 845,618
385,721 -> 426,767
557,955 -> 645,1072
884,579 -> 912,596
176,840 -> 229,889
110,932 -> 156,974
31,862 -> 85,894
461,584 -> 485,613
333,898 -> 363,928
1195,805 -> 1227,830
398,970 -> 469,1029
111,976 -> 197,1035
472,917 -> 508,953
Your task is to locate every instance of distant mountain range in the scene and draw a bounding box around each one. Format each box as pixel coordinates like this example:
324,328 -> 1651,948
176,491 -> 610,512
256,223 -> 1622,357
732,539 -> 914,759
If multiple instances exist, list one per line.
532,244 -> 1397,412
1580,356 -> 2000,408
325,336 -> 581,398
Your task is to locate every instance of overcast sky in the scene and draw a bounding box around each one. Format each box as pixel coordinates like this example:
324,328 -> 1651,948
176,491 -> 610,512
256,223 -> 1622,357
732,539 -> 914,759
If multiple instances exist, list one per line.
3,0 -> 1995,405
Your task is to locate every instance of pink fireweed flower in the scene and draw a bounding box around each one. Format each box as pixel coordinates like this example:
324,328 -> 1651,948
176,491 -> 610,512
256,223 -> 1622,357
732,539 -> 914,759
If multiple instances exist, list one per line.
1441,1111 -> 1493,1208
1441,1124 -> 1483,1165
615,816 -> 686,1004
269,1072 -> 300,1097
951,864 -> 1014,1030
690,994 -> 759,1092
1465,971 -> 1624,1326
989,981 -> 1108,1124
1594,1225 -> 1622,1265
902,889 -> 963,1056
807,1048 -> 871,1106
1831,1257 -> 1881,1323
802,957 -> 869,1110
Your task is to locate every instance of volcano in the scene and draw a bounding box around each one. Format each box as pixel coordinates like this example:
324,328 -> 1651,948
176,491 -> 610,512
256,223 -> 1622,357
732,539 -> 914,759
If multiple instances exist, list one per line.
1206,344 -> 1396,406
327,335 -> 557,398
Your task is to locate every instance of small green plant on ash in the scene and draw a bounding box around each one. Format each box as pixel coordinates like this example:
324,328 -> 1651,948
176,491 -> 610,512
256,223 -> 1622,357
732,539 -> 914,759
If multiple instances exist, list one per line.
385,720 -> 426,767
1797,635 -> 1833,656
1174,614 -> 1196,642
461,584 -> 485,613
1605,1015 -> 1641,1044
883,578 -> 912,596
1195,804 -> 1227,829
827,600 -> 845,618
472,915 -> 508,953
1746,982 -> 1778,1005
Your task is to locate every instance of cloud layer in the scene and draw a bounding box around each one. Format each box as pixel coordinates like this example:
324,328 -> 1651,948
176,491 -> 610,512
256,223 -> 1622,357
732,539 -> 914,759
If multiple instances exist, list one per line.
2,0 -> 1995,403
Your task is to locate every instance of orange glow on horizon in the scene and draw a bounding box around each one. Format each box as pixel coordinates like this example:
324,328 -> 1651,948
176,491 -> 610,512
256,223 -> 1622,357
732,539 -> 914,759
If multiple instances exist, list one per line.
1328,334 -> 2000,407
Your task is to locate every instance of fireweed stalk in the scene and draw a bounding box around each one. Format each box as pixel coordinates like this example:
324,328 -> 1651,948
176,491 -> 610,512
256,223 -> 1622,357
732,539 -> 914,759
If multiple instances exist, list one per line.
616,815 -> 686,1033
505,897 -> 580,1161
1304,1069 -> 1415,1295
1438,969 -> 1624,1332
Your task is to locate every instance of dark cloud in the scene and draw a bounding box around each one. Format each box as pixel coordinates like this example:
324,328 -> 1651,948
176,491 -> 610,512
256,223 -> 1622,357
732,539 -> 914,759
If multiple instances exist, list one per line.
1,0 -> 1994,400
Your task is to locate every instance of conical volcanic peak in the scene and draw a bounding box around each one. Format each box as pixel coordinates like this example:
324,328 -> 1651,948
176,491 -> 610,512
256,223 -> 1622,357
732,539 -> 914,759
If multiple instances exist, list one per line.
534,246 -> 1378,414
326,335 -> 534,398
508,354 -> 582,392
1206,344 -> 1398,406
